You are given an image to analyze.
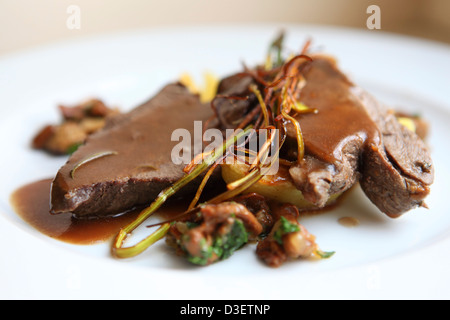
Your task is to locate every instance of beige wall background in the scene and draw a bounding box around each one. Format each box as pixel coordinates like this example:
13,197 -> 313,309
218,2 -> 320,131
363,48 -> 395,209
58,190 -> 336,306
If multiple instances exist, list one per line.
1,0 -> 449,56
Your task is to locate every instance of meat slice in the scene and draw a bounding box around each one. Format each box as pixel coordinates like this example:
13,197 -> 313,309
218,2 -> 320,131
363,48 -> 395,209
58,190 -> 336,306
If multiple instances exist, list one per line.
50,83 -> 215,217
287,56 -> 434,217
284,56 -> 378,209
289,153 -> 359,208
353,87 -> 434,217
213,55 -> 434,218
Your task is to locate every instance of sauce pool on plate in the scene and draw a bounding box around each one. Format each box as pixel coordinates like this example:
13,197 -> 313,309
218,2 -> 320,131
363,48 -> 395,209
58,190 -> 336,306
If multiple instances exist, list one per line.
338,216 -> 360,228
9,178 -> 184,245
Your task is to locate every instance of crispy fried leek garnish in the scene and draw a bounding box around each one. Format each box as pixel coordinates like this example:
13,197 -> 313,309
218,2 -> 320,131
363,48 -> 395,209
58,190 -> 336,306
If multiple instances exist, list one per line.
196,126 -> 281,208
265,31 -> 285,71
187,161 -> 220,210
282,108 -> 305,162
249,84 -> 270,128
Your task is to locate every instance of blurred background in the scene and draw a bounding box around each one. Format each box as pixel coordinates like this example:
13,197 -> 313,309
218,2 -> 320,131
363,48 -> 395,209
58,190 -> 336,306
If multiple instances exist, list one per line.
1,0 -> 449,56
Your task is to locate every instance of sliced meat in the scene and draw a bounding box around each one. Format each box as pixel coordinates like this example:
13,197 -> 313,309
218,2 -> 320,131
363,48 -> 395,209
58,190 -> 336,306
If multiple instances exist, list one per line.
289,152 -> 359,208
352,87 -> 434,217
395,112 -> 429,140
283,56 -> 378,209
50,83 -> 215,217
288,56 -> 434,217
213,55 -> 434,218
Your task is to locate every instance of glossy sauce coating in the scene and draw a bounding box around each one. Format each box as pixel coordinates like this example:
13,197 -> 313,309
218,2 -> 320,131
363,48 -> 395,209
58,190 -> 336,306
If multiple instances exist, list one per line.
292,56 -> 381,163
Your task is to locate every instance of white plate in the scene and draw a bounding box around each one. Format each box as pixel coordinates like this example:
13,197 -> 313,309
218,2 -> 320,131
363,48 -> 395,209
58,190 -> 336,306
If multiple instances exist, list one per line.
1,24 -> 449,300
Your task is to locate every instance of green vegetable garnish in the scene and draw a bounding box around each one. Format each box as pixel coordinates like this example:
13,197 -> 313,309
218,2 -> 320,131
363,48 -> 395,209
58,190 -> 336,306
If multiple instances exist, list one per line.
273,216 -> 300,245
184,219 -> 249,266
315,250 -> 335,259
186,238 -> 213,266
265,31 -> 285,70
213,219 -> 248,260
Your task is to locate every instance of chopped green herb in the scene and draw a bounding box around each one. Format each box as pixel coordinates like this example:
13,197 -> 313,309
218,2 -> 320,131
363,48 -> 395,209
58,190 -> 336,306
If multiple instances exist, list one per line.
183,219 -> 249,266
186,238 -> 213,266
185,221 -> 199,229
315,250 -> 335,259
213,219 -> 248,260
273,216 -> 300,245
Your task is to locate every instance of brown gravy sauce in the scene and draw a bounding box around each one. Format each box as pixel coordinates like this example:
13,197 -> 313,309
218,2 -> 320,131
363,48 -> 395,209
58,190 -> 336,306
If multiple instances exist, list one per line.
11,177 -> 353,247
10,178 -> 186,245
338,216 -> 360,228
293,57 -> 381,164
